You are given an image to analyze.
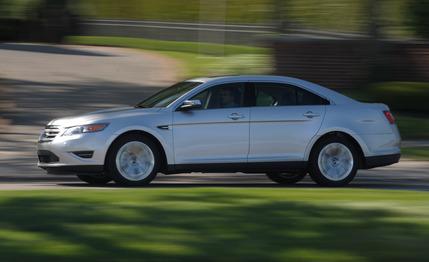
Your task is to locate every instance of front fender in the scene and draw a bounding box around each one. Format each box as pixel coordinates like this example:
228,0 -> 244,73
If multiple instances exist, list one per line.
102,125 -> 174,165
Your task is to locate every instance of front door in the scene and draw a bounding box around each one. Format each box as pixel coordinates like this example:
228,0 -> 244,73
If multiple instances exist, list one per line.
173,82 -> 250,164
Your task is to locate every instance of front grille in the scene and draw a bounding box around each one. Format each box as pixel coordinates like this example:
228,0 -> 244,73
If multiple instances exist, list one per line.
39,125 -> 60,143
37,150 -> 59,163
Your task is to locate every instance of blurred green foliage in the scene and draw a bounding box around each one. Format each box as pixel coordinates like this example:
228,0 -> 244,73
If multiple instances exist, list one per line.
0,0 -> 81,42
0,0 -> 83,19
1,0 -> 428,38
341,82 -> 429,113
0,188 -> 428,261
395,114 -> 429,139
371,82 -> 429,113
83,0 -> 269,23
0,0 -> 37,19
83,0 -> 412,36
408,0 -> 429,38
402,146 -> 429,160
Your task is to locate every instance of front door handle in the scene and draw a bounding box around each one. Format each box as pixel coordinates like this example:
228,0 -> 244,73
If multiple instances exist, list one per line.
228,113 -> 245,120
303,111 -> 320,118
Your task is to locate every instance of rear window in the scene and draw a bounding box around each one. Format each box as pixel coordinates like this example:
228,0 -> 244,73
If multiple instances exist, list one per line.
254,82 -> 329,106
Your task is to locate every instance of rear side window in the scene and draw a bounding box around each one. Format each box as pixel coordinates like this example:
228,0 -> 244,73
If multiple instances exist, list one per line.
253,82 -> 329,106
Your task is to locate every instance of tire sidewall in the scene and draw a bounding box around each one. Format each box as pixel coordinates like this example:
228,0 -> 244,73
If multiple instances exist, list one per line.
309,136 -> 358,187
106,134 -> 161,186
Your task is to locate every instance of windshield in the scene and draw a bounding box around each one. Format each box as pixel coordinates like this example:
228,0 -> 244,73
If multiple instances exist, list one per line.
135,81 -> 202,108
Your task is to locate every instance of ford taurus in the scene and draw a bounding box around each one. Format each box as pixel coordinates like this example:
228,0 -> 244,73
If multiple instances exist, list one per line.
37,75 -> 401,186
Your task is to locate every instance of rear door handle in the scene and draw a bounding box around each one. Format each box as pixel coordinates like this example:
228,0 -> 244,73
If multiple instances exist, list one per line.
228,113 -> 245,120
303,111 -> 320,118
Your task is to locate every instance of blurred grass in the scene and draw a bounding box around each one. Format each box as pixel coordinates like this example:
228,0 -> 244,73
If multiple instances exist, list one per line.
66,36 -> 272,77
0,188 -> 429,261
161,51 -> 272,77
395,115 -> 429,140
402,147 -> 429,160
67,36 -> 267,55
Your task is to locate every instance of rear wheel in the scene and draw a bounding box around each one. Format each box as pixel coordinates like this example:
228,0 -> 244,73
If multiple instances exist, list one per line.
106,134 -> 161,186
266,172 -> 306,185
77,174 -> 111,185
309,136 -> 358,187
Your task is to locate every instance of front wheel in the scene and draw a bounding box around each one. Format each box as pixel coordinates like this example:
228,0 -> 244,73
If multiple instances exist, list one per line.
309,136 -> 358,187
266,172 -> 306,185
106,134 -> 161,186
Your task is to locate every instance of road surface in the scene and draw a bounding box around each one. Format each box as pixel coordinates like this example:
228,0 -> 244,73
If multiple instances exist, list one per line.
0,160 -> 428,191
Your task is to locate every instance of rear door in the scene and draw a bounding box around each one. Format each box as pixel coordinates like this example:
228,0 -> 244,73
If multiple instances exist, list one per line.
248,82 -> 328,162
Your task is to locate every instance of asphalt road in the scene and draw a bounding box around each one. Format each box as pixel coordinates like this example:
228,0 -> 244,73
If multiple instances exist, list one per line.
0,160 -> 427,191
0,43 -> 428,191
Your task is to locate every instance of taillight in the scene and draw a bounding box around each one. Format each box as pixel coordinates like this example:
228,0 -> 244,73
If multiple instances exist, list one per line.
383,110 -> 395,124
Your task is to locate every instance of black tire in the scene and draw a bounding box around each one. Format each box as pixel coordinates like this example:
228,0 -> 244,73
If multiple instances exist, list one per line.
105,134 -> 161,186
77,174 -> 111,185
308,135 -> 359,187
266,172 -> 306,185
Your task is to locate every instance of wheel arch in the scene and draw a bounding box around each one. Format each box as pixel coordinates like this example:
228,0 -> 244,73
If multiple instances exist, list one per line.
305,130 -> 368,168
105,129 -> 169,172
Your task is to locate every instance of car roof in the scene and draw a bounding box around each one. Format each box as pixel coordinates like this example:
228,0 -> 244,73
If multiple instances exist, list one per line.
186,75 -> 357,105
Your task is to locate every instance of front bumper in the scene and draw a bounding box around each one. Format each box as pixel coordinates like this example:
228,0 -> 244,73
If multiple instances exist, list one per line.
37,132 -> 112,174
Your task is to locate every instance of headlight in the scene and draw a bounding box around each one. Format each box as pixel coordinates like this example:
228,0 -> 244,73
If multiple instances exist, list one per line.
62,123 -> 109,136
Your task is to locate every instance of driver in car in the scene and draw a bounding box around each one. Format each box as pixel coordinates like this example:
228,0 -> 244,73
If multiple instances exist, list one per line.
216,88 -> 241,108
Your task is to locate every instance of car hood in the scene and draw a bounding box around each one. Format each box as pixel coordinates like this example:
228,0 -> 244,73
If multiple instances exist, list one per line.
48,107 -> 162,127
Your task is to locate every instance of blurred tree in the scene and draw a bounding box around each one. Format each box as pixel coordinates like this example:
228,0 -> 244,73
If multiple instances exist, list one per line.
30,0 -> 80,42
367,0 -> 382,40
365,0 -> 386,83
408,0 -> 429,38
0,0 -> 80,42
272,0 -> 288,33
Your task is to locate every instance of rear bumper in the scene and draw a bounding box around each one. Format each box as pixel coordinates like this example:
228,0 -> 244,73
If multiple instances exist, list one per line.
363,153 -> 400,169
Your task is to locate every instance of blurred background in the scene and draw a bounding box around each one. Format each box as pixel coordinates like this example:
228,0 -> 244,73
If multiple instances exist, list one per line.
0,0 -> 427,163
0,1 -> 429,261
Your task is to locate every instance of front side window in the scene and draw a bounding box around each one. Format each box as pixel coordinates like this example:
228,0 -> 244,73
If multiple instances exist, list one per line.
191,83 -> 246,109
136,81 -> 202,108
254,82 -> 329,107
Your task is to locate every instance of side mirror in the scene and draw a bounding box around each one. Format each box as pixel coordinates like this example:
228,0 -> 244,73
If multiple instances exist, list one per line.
179,100 -> 202,110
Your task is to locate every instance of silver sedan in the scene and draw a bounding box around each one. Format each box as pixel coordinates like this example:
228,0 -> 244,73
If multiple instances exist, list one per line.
37,75 -> 401,186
